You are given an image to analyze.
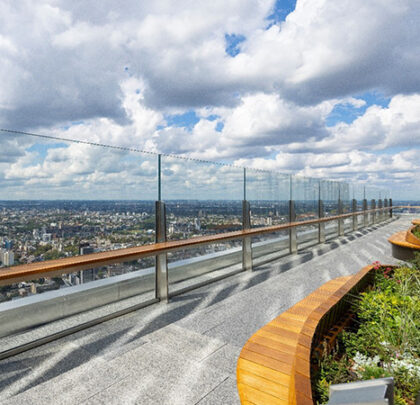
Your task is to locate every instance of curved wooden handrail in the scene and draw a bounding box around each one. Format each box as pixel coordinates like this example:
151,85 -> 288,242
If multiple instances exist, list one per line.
0,205 -> 405,285
412,219 -> 420,226
236,264 -> 377,404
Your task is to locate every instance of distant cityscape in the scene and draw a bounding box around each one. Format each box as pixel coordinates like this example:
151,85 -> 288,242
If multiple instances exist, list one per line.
0,198 -> 359,302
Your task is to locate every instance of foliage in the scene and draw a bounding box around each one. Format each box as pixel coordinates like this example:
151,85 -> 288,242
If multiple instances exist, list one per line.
412,251 -> 420,270
412,225 -> 420,240
313,260 -> 420,404
43,249 -> 65,260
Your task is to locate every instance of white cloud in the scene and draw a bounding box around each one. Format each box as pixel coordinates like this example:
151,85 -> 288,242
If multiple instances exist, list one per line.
280,94 -> 420,153
0,0 -> 419,197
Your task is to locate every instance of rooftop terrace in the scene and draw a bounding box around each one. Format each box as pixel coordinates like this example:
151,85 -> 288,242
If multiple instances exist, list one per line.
0,214 -> 414,405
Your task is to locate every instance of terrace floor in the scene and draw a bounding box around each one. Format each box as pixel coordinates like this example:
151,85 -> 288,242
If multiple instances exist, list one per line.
0,215 -> 414,405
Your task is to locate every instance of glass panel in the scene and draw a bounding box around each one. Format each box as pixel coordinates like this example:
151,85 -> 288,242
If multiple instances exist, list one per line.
246,170 -> 290,227
293,176 -> 319,248
246,169 -> 290,262
161,156 -> 243,239
338,182 -> 352,233
0,131 -> 157,350
320,180 -> 339,239
160,156 -> 243,291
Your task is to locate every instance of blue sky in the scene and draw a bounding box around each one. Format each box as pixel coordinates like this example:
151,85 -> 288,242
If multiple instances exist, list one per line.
325,92 -> 391,127
267,0 -> 297,24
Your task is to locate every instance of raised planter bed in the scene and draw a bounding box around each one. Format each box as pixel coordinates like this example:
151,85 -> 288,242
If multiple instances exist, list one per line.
236,265 -> 378,404
236,261 -> 420,404
313,262 -> 419,404
389,224 -> 420,260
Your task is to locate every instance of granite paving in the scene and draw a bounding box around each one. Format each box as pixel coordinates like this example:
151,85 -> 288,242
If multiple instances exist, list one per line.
0,215 -> 414,405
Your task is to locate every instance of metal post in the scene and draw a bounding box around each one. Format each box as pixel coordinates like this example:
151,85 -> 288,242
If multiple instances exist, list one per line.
155,200 -> 168,302
352,199 -> 357,231
384,199 -> 388,221
318,199 -> 325,243
371,199 -> 376,224
389,198 -> 393,218
338,199 -> 344,236
242,200 -> 252,271
289,200 -> 297,253
363,199 -> 368,228
158,154 -> 162,202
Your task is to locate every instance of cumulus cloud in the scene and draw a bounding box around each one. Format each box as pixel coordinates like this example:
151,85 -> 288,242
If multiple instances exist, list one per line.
0,0 -> 419,198
234,0 -> 420,103
281,94 -> 420,153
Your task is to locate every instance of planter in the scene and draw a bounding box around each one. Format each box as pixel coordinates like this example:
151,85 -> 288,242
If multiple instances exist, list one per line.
389,225 -> 420,261
313,263 -> 420,404
236,265 -> 378,405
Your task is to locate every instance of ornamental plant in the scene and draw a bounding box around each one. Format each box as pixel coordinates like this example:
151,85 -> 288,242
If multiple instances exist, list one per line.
313,255 -> 420,404
413,225 -> 420,240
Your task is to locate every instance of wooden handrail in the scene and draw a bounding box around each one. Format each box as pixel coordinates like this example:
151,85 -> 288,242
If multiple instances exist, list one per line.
0,205 -> 413,285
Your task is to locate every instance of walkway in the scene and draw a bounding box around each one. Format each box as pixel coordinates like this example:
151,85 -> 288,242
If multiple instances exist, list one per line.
0,216 -> 413,405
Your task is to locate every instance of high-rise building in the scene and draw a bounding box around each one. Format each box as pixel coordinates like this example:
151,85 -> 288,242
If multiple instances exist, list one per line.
1,250 -> 14,267
3,239 -> 13,250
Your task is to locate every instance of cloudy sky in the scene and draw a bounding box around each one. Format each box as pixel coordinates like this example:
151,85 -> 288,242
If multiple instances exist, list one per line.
1,0 -> 419,200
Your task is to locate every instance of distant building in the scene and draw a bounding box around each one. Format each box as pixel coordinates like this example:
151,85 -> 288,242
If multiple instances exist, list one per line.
1,250 -> 14,267
3,239 -> 13,250
80,245 -> 94,255
79,243 -> 95,283
42,233 -> 52,242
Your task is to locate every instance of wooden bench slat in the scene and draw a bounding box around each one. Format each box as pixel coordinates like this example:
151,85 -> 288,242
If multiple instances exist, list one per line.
238,383 -> 287,405
237,358 -> 290,387
249,335 -> 300,357
240,349 -> 293,376
237,369 -> 289,401
245,342 -> 295,364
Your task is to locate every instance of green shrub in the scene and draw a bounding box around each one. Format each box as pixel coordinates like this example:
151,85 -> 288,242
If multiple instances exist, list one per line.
313,262 -> 420,404
412,225 -> 420,240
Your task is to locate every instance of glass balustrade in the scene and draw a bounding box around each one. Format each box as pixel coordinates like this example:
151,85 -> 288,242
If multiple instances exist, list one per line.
0,130 -> 393,356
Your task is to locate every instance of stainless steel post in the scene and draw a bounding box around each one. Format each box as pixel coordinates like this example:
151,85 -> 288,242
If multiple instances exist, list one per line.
338,199 -> 344,236
352,199 -> 357,231
363,199 -> 368,228
155,200 -> 168,302
371,199 -> 376,224
318,199 -> 325,243
242,200 -> 252,271
289,200 -> 297,253
378,199 -> 383,222
384,199 -> 388,221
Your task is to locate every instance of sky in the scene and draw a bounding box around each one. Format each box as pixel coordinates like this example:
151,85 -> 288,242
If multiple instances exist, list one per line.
0,0 -> 419,200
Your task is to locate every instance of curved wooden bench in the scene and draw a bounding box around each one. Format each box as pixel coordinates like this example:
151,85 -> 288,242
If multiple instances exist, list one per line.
412,219 -> 420,226
406,225 -> 420,246
236,265 -> 376,405
388,226 -> 420,261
